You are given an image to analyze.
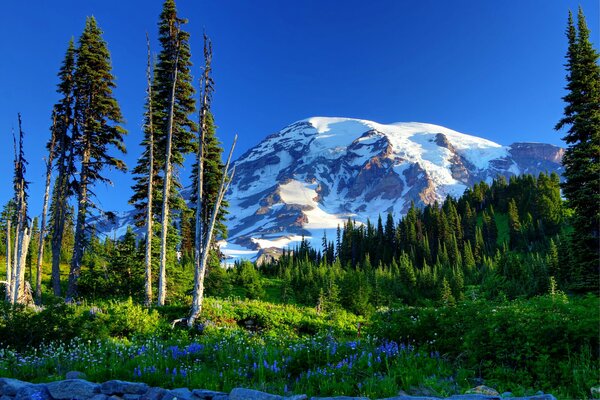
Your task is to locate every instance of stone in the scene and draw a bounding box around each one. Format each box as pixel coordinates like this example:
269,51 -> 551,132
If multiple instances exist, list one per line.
90,395 -> 111,400
377,397 -> 441,400
311,398 -> 369,400
0,378 -> 33,396
449,396 -> 501,400
46,379 -> 101,400
284,395 -> 308,400
465,387 -> 500,397
511,396 -> 556,400
500,393 -> 513,398
139,387 -> 170,400
192,389 -> 229,400
212,396 -> 229,400
15,385 -> 51,400
123,395 -> 142,400
66,371 -> 89,380
101,381 -> 149,396
168,388 -> 193,400
230,388 -> 282,400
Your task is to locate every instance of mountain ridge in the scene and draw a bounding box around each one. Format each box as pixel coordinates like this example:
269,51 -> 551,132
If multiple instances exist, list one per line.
93,117 -> 564,260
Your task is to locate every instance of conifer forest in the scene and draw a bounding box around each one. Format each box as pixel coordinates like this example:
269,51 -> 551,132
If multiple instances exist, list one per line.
0,2 -> 598,399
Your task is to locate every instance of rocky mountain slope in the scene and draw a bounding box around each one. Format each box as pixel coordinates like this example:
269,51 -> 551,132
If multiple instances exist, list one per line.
95,117 -> 563,258
224,117 -> 563,254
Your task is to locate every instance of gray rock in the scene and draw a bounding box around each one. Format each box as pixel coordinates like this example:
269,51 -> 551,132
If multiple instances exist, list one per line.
377,397 -> 441,400
101,381 -> 149,396
168,388 -> 193,400
66,371 -> 89,380
285,395 -> 308,400
0,378 -> 33,396
230,388 -> 282,400
46,379 -> 101,400
192,389 -> 228,400
123,395 -> 142,400
449,396 -> 501,400
140,387 -> 172,400
1,395 -> 14,400
90,395 -> 111,400
500,393 -> 513,398
311,398 -> 369,400
15,385 -> 51,400
212,396 -> 229,400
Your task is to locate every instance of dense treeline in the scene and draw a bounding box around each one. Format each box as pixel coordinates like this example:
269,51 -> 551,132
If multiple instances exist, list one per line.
254,173 -> 572,314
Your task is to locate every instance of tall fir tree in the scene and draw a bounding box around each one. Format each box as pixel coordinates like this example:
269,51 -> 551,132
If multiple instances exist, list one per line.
49,39 -> 77,297
66,17 -> 127,300
555,8 -> 600,292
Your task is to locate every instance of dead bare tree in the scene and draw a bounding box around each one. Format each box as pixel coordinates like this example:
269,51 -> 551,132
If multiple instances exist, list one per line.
143,32 -> 155,307
35,111 -> 58,303
188,134 -> 237,327
11,114 -> 31,305
157,32 -> 180,306
3,220 -> 11,301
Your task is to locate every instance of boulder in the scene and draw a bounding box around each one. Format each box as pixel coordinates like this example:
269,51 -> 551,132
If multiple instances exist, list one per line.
15,385 -> 51,400
311,397 -> 369,400
46,379 -> 100,400
192,389 -> 229,400
230,388 -> 282,400
101,380 -> 149,396
139,387 -> 170,400
285,395 -> 308,400
464,387 -> 500,397
377,397 -> 441,400
66,371 -> 89,380
0,378 -> 33,396
167,388 -> 193,400
89,395 -> 111,400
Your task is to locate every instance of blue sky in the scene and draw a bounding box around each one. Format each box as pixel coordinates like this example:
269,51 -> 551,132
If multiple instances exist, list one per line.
0,0 -> 598,217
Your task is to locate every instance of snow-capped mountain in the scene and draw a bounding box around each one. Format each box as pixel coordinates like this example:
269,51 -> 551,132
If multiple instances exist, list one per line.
224,117 -> 563,253
95,117 -> 563,259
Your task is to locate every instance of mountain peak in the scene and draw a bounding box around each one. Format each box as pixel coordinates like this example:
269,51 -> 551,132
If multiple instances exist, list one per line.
225,117 -> 563,258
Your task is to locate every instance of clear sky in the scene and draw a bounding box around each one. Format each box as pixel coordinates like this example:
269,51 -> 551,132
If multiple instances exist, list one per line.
0,0 -> 598,218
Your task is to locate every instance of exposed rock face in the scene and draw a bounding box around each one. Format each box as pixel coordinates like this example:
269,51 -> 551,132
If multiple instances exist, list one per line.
92,117 -> 563,255
224,117 -> 563,251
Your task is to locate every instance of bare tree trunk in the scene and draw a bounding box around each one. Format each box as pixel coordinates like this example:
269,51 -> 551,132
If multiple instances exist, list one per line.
13,224 -> 31,305
66,148 -> 89,302
188,36 -> 212,326
188,135 -> 236,327
157,42 -> 180,307
5,220 -> 11,301
36,113 -> 58,303
144,33 -> 155,307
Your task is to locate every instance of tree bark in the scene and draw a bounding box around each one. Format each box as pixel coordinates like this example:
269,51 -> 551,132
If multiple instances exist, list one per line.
188,135 -> 236,327
66,146 -> 90,302
5,220 -> 11,301
36,114 -> 57,303
144,33 -> 155,307
13,224 -> 31,305
157,40 -> 180,307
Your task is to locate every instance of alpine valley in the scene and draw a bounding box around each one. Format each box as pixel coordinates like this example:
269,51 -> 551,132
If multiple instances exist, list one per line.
96,116 -> 563,259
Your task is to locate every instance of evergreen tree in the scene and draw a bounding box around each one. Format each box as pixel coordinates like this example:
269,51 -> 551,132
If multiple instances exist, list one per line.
66,17 -> 127,300
190,112 -> 226,241
49,39 -> 77,297
555,9 -> 600,291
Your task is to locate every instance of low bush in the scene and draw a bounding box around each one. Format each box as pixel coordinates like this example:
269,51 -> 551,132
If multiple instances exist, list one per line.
369,294 -> 600,398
